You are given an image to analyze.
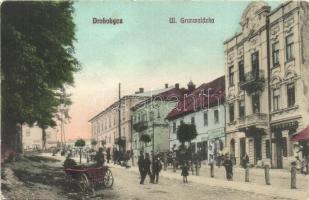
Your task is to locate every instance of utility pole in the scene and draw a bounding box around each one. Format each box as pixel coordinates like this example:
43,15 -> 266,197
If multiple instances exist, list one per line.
118,82 -> 122,153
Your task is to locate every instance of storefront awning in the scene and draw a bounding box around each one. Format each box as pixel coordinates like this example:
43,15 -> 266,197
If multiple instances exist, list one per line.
291,125 -> 309,142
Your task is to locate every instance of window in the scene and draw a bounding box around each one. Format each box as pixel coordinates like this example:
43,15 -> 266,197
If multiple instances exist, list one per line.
26,129 -> 30,137
287,83 -> 295,107
173,122 -> 176,133
239,60 -> 245,82
214,109 -> 219,124
203,111 -> 208,126
286,34 -> 294,61
229,103 -> 234,122
239,99 -> 245,119
251,52 -> 259,74
273,88 -> 280,111
272,42 -> 279,67
252,93 -> 260,113
229,66 -> 234,86
265,139 -> 270,158
191,116 -> 195,125
113,116 -> 116,125
282,137 -> 287,157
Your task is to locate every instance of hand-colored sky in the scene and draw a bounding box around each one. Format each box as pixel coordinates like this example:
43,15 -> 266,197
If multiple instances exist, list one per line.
65,0 -> 281,140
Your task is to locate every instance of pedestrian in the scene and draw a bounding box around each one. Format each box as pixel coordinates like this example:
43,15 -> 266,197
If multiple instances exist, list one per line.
138,151 -> 145,184
209,154 -> 215,177
140,153 -> 152,184
152,155 -> 162,184
223,154 -> 233,181
95,147 -> 105,167
106,148 -> 111,164
242,153 -> 249,168
181,162 -> 189,183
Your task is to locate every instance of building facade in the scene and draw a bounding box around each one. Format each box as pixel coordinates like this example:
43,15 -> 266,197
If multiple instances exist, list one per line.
224,1 -> 309,168
131,86 -> 185,161
167,77 -> 225,162
22,124 -> 58,150
89,86 -> 175,153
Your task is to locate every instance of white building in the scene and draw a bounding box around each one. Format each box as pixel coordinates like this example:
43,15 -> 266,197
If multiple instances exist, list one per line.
22,124 -> 58,150
166,77 -> 225,162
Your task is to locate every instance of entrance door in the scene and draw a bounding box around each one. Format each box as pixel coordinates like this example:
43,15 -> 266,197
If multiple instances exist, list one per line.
254,136 -> 262,164
240,138 -> 246,159
276,132 -> 283,168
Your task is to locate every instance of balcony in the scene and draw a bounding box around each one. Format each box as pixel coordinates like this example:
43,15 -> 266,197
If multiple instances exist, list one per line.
239,70 -> 265,94
238,113 -> 268,131
133,121 -> 148,132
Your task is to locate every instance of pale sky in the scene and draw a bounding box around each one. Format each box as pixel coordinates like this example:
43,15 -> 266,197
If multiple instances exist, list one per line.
65,0 -> 282,140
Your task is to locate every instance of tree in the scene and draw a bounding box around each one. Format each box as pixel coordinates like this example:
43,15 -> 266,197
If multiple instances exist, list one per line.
101,140 -> 106,147
91,139 -> 98,147
75,139 -> 85,164
177,123 -> 198,146
140,134 -> 151,150
177,123 -> 197,162
1,1 -> 80,152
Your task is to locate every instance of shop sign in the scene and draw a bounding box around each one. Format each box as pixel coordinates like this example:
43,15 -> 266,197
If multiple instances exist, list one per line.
271,121 -> 298,132
207,128 -> 225,140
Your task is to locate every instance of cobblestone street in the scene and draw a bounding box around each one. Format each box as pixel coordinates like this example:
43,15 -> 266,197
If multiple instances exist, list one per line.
2,154 -> 308,200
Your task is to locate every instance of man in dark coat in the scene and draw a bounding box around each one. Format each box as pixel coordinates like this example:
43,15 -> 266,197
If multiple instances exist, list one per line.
152,155 -> 162,184
95,147 -> 105,167
106,148 -> 111,164
140,153 -> 152,184
138,151 -> 145,184
223,154 -> 233,180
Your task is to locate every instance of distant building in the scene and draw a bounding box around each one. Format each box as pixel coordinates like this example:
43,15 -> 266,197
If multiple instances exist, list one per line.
131,84 -> 186,161
22,124 -> 58,150
89,86 -> 174,152
224,1 -> 309,168
166,77 -> 225,162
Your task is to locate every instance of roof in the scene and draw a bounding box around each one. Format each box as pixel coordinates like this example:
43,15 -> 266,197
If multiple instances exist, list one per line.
88,87 -> 180,122
291,125 -> 309,142
131,87 -> 188,111
166,76 -> 225,120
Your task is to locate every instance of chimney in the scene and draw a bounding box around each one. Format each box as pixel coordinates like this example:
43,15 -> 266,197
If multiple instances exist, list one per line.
139,88 -> 144,93
165,83 -> 169,88
187,81 -> 196,92
175,83 -> 179,89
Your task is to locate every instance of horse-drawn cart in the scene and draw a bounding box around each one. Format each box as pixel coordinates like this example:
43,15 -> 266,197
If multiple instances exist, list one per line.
64,166 -> 113,192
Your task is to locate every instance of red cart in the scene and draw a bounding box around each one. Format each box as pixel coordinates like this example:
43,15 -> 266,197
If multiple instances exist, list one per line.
64,166 -> 113,192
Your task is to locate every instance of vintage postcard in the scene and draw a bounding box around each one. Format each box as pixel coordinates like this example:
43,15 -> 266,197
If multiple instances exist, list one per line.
1,0 -> 309,200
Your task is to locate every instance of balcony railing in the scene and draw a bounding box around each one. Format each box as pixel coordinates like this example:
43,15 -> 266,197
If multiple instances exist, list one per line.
239,69 -> 265,94
238,113 -> 268,129
133,121 -> 148,132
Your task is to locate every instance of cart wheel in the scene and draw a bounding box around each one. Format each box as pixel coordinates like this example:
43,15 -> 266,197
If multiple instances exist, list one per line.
103,169 -> 114,188
77,173 -> 90,192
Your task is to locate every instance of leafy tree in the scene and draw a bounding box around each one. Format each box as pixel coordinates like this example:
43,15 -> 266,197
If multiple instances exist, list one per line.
1,1 -> 80,152
91,139 -> 98,147
75,139 -> 85,163
101,140 -> 106,147
140,134 -> 151,150
177,123 -> 198,146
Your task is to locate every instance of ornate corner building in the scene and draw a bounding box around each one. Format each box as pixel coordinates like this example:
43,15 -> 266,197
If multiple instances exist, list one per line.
224,1 -> 309,169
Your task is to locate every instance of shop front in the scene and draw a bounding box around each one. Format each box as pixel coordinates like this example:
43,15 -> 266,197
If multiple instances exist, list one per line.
271,121 -> 298,169
207,128 -> 225,163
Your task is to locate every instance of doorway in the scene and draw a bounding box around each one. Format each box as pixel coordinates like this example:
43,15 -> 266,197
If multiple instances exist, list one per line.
275,132 -> 283,168
240,138 -> 246,159
254,136 -> 262,164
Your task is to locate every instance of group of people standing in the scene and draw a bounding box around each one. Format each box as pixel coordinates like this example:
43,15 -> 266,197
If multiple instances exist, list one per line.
137,151 -> 162,184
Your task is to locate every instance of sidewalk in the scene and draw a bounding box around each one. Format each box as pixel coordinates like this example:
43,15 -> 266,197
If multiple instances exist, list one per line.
111,163 -> 309,200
